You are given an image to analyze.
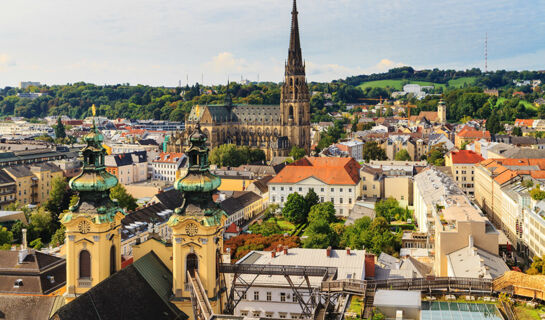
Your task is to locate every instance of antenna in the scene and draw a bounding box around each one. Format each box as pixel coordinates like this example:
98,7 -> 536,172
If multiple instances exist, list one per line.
485,32 -> 488,73
186,74 -> 189,86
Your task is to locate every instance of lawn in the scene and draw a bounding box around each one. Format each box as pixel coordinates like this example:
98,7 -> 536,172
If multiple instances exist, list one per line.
495,97 -> 536,110
268,218 -> 296,231
448,77 -> 477,88
357,79 -> 445,91
514,305 -> 545,320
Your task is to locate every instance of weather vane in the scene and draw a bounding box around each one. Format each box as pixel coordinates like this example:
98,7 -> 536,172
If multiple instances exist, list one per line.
91,104 -> 97,117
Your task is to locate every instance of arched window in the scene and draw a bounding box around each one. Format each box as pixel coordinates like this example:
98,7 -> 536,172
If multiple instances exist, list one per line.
79,250 -> 91,279
288,106 -> 294,120
186,253 -> 198,277
110,245 -> 116,275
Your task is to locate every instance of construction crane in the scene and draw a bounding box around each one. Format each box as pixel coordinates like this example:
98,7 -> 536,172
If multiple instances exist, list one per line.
405,104 -> 417,118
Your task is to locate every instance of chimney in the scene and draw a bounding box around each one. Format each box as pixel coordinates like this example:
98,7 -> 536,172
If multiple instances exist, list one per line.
326,246 -> 332,257
277,244 -> 283,253
346,247 -> 351,255
22,229 -> 27,250
468,235 -> 474,249
365,254 -> 376,279
283,247 -> 288,255
271,251 -> 276,258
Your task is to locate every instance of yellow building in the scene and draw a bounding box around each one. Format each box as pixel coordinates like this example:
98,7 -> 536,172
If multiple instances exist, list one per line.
444,150 -> 484,197
3,163 -> 63,206
60,113 -> 126,303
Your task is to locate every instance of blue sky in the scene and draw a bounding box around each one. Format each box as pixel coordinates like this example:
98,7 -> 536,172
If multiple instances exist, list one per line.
1,0 -> 545,87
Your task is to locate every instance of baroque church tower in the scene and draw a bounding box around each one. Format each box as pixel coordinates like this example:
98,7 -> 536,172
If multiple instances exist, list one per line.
168,123 -> 228,316
61,105 -> 125,303
281,0 -> 311,153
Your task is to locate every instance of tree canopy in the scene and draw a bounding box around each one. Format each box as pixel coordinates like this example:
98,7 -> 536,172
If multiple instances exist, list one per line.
394,149 -> 411,161
289,146 -> 306,160
362,141 -> 387,162
282,193 -> 308,225
209,144 -> 266,167
110,184 -> 138,211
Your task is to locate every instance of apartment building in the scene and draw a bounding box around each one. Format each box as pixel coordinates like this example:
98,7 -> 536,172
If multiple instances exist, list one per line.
220,191 -> 265,229
360,160 -> 427,207
383,135 -> 426,161
105,151 -> 148,185
0,170 -> 16,210
3,163 -> 63,205
454,126 -> 490,149
444,150 -> 484,197
413,167 -> 505,278
268,157 -> 361,216
151,152 -> 186,182
336,141 -> 364,160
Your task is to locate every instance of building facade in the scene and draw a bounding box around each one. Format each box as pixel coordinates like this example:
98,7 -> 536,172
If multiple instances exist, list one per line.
105,151 -> 148,185
444,150 -> 484,197
151,152 -> 186,182
268,157 -> 361,216
166,1 -> 310,160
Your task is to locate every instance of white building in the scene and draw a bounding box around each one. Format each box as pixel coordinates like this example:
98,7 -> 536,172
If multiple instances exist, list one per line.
234,248 -> 367,319
337,141 -> 364,160
268,157 -> 361,216
19,81 -> 41,89
151,152 -> 186,182
105,151 -> 148,185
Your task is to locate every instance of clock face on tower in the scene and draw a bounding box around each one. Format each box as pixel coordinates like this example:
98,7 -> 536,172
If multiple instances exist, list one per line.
185,223 -> 198,237
78,221 -> 91,234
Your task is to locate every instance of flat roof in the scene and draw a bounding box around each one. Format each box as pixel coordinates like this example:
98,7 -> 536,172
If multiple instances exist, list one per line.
374,290 -> 421,309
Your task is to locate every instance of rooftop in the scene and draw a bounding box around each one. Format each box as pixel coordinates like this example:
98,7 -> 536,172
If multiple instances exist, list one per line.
449,150 -> 484,164
373,290 -> 421,309
269,157 -> 361,185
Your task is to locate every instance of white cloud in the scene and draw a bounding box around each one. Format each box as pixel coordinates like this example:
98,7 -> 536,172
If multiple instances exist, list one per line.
305,59 -> 406,82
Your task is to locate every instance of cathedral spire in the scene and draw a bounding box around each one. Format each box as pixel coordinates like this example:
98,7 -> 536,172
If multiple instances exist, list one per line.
286,0 -> 304,75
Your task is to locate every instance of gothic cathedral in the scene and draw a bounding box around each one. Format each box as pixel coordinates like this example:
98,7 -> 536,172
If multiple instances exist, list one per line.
167,0 -> 311,159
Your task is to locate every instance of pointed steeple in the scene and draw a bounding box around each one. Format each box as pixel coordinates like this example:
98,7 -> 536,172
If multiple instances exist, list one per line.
286,0 -> 304,75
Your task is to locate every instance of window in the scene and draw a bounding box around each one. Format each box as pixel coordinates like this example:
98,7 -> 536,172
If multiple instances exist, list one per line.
272,187 -> 276,191
363,185 -> 367,191
254,291 -> 259,301
321,188 -> 324,192
272,196 -> 276,202
331,198 -> 334,203
281,196 -> 284,202
348,188 -> 352,193
298,187 -> 302,192
267,291 -> 272,301
289,187 -> 292,191
253,311 -> 261,317
331,188 -> 334,192
339,198 -> 343,204
340,209 -> 343,214
293,294 -> 297,302
79,250 -> 91,279
279,314 -> 287,319
280,187 -> 284,191
401,196 -> 404,200
348,198 -> 352,204
320,197 -> 324,202
280,292 -> 286,302
240,291 -> 247,299
266,313 -> 274,318
340,188 -> 343,192
241,311 -> 248,317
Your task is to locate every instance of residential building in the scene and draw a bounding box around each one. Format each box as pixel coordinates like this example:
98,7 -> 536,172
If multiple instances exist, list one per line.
268,157 -> 361,216
360,160 -> 427,207
52,158 -> 82,178
234,248 -> 366,319
336,141 -> 364,160
0,147 -> 77,169
19,81 -> 40,89
105,151 -> 148,185
151,152 -> 186,182
413,167 -> 504,277
3,163 -> 63,205
454,126 -> 491,149
0,171 -> 16,210
220,191 -> 265,228
444,150 -> 484,197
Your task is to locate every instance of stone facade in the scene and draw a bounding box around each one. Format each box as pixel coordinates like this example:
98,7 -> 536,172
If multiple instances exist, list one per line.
167,1 -> 310,160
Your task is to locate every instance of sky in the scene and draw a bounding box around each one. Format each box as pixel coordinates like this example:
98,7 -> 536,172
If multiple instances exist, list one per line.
1,0 -> 545,87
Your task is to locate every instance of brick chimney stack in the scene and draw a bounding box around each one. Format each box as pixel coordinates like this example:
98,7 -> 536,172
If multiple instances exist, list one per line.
326,246 -> 332,257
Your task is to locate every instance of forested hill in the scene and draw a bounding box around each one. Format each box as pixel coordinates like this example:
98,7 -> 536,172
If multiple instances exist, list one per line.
1,67 -> 544,121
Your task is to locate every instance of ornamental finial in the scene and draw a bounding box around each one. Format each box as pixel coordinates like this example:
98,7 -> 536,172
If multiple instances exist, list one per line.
91,104 -> 96,117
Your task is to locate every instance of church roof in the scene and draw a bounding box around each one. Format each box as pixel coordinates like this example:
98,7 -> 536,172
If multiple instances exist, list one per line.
187,104 -> 281,124
52,251 -> 187,320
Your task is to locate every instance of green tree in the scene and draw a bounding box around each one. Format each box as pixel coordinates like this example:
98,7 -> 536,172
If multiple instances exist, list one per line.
512,126 -> 523,136
308,202 -> 336,224
289,146 -> 306,160
28,207 -> 54,243
530,185 -> 545,201
303,219 -> 337,249
486,111 -> 502,136
10,220 -> 24,243
362,141 -> 387,162
426,143 -> 447,166
248,220 -> 283,236
30,238 -> 44,250
54,117 -> 66,139
50,225 -> 66,247
282,193 -> 307,224
44,177 -> 72,221
0,227 -> 14,250
110,184 -> 138,211
374,197 -> 407,222
304,189 -> 319,214
394,149 -> 411,161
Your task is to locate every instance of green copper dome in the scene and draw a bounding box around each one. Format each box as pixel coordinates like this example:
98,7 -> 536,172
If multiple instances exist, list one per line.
174,123 -> 221,193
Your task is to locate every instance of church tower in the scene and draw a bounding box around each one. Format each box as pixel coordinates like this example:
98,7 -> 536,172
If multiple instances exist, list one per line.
438,99 -> 447,124
281,0 -> 311,153
61,105 -> 125,303
168,123 -> 228,317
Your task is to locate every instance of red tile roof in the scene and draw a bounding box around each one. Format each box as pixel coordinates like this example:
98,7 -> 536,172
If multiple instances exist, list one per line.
515,119 -> 534,127
479,158 -> 545,184
269,157 -> 361,185
457,126 -> 491,139
450,150 -> 484,164
225,223 -> 240,234
153,152 -> 184,163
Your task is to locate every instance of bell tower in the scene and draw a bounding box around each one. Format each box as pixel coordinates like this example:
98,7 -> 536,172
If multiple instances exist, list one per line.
168,123 -> 228,317
281,0 -> 311,153
438,99 -> 447,124
61,105 -> 125,303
